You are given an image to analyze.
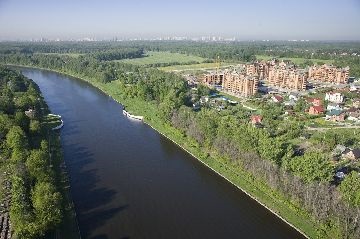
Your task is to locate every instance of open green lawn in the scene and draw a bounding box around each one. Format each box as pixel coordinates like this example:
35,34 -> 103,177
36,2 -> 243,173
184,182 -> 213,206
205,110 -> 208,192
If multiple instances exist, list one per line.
158,62 -> 237,72
117,51 -> 207,65
256,55 -> 334,65
35,53 -> 83,58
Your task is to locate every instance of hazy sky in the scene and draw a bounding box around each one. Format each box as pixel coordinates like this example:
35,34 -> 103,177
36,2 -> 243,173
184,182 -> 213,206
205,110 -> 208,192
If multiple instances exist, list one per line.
0,0 -> 360,40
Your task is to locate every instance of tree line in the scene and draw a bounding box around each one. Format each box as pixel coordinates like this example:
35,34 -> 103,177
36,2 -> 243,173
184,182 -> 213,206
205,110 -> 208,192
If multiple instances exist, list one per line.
0,67 -> 63,238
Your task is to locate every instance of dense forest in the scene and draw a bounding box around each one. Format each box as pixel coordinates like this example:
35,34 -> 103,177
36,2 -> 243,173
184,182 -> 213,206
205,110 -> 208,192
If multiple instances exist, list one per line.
0,67 -> 67,238
0,41 -> 360,238
1,41 -> 359,76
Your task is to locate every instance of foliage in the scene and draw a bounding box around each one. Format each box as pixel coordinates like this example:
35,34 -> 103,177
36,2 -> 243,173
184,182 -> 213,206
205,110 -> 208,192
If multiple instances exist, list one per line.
0,67 -> 63,238
340,172 -> 360,207
288,150 -> 333,183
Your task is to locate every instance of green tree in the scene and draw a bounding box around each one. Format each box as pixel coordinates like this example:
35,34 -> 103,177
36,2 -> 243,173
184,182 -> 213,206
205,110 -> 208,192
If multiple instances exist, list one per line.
294,98 -> 307,113
10,175 -> 36,239
258,135 -> 284,164
32,182 -> 62,233
289,150 -> 333,183
340,171 -> 360,207
29,120 -> 41,135
0,113 -> 13,135
15,111 -> 30,132
26,148 -> 51,182
6,126 -> 27,150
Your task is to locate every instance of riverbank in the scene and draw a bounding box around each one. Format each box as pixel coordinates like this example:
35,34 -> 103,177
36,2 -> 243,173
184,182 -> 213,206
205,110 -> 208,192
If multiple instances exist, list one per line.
47,126 -> 81,239
0,65 -> 80,239
8,64 -> 318,238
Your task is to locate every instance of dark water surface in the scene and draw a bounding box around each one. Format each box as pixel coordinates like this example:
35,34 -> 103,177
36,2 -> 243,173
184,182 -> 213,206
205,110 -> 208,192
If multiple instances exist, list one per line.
20,68 -> 305,239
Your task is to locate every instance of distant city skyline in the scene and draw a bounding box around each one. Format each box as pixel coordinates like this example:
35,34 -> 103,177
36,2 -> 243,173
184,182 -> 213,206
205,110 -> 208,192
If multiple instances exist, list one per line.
0,0 -> 360,41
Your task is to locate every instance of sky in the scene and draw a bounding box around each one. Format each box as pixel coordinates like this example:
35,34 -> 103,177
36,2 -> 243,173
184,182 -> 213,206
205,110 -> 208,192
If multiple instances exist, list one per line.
0,0 -> 360,40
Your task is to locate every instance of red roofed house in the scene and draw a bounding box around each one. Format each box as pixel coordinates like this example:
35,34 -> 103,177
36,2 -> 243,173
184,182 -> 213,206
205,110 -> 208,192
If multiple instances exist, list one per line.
251,115 -> 263,125
307,98 -> 322,106
308,106 -> 324,115
272,95 -> 283,103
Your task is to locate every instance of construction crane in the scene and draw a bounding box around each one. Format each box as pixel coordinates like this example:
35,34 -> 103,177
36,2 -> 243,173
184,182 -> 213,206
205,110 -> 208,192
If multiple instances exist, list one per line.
215,55 -> 221,75
215,56 -> 221,86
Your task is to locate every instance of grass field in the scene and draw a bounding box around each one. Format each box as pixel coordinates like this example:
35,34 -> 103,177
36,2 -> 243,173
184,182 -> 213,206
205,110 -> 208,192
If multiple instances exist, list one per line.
158,62 -> 238,72
117,51 -> 207,65
35,53 -> 83,57
256,55 -> 334,65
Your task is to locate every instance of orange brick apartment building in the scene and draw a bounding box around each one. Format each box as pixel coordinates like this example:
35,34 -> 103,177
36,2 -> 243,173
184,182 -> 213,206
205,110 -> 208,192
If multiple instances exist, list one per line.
203,70 -> 258,97
268,65 -> 308,91
308,64 -> 349,84
222,71 -> 259,97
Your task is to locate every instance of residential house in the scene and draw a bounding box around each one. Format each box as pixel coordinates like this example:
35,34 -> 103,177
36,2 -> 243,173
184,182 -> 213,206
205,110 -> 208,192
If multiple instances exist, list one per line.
326,103 -> 342,111
350,85 -> 359,92
250,115 -> 263,126
347,108 -> 360,121
307,98 -> 322,106
343,149 -> 360,160
25,109 -> 36,118
272,95 -> 283,103
200,96 -> 209,104
284,99 -> 296,106
326,109 -> 345,122
332,144 -> 347,157
308,106 -> 324,115
325,92 -> 344,103
353,99 -> 360,108
288,92 -> 299,101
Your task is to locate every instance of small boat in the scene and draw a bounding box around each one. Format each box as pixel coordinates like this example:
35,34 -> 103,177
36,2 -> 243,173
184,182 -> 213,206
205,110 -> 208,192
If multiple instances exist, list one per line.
123,109 -> 143,121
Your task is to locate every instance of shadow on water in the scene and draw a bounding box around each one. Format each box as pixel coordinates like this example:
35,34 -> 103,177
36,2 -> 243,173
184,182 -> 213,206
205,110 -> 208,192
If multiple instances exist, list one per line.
63,142 -> 124,238
91,235 -> 130,239
84,206 -> 129,239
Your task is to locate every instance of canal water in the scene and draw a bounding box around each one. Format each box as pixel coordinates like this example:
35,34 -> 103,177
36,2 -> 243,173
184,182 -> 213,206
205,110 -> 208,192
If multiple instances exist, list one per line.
20,68 -> 304,239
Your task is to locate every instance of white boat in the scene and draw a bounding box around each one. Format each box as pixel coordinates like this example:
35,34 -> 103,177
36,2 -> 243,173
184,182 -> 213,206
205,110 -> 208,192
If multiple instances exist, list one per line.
123,109 -> 144,121
48,114 -> 64,130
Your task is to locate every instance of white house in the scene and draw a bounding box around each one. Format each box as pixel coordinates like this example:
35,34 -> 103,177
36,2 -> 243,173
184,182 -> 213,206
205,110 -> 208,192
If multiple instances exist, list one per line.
325,92 -> 344,103
288,92 -> 299,101
350,85 -> 359,92
327,103 -> 342,111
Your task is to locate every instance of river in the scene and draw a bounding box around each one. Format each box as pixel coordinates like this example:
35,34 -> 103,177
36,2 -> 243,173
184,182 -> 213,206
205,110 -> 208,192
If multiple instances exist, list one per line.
19,68 -> 305,239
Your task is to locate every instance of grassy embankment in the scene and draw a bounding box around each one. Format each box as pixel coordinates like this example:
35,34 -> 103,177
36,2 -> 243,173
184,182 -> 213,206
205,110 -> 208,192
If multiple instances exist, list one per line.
9,64 -> 321,238
255,55 -> 334,65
